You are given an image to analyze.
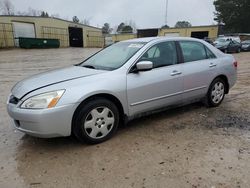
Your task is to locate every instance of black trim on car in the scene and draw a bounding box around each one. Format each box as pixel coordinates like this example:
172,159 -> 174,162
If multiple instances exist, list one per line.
175,41 -> 184,64
129,41 -> 181,73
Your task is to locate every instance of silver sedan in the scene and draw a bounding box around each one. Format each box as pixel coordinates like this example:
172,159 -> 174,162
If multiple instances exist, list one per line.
7,37 -> 237,144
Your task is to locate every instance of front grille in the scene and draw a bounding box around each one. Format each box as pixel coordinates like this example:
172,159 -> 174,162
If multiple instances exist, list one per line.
9,95 -> 20,105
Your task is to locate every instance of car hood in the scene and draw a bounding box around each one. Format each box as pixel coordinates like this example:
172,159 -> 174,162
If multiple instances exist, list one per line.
242,43 -> 250,46
215,44 -> 228,48
12,66 -> 107,99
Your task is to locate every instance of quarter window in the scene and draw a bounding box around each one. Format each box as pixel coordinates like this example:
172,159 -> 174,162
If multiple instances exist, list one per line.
139,41 -> 177,68
205,47 -> 216,59
179,41 -> 207,63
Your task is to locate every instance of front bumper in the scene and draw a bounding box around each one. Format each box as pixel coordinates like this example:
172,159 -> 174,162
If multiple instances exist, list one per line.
241,47 -> 250,51
7,102 -> 77,138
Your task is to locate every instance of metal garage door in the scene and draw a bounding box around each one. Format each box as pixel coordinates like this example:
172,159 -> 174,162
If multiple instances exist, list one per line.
12,22 -> 35,46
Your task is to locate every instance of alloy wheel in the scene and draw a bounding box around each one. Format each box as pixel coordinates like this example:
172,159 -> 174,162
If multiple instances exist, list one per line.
211,82 -> 225,104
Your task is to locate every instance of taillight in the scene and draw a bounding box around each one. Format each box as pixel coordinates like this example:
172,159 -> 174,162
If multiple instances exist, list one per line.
233,61 -> 238,68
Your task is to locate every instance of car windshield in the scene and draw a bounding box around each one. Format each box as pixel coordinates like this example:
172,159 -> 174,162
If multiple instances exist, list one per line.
79,42 -> 146,70
216,38 -> 230,45
242,40 -> 250,44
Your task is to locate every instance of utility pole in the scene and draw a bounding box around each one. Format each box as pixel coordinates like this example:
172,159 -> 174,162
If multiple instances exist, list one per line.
165,0 -> 169,26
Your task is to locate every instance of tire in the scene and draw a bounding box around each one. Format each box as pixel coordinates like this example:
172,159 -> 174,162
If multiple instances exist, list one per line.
72,98 -> 119,144
237,48 -> 241,53
205,78 -> 226,107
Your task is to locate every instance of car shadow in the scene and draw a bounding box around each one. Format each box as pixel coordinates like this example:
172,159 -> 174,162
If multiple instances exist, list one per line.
122,102 -> 205,130
17,101 -> 205,150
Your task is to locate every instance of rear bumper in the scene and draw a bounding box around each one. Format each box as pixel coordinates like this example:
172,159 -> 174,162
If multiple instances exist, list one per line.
7,103 -> 77,138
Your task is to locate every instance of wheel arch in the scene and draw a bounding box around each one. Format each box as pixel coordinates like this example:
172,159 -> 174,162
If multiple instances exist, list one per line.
71,93 -> 126,134
210,75 -> 230,94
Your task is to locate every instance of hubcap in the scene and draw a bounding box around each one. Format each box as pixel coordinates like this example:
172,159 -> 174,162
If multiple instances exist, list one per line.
84,107 -> 115,139
211,82 -> 225,104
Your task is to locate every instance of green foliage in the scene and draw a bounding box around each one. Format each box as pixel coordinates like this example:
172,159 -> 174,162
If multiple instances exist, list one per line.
161,24 -> 170,29
122,25 -> 133,33
214,0 -> 250,33
72,16 -> 79,23
117,23 -> 125,33
102,23 -> 112,34
175,21 -> 192,28
116,22 -> 133,33
41,11 -> 49,17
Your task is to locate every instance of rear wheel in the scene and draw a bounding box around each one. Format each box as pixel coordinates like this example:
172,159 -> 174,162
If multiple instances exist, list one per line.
206,78 -> 226,107
73,98 -> 119,144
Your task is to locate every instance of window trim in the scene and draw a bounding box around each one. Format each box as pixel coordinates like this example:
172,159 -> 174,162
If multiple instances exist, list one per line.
177,40 -> 216,64
204,45 -> 216,59
129,41 -> 181,73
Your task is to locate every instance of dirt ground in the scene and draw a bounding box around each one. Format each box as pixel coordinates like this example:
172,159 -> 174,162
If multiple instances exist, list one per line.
0,48 -> 250,188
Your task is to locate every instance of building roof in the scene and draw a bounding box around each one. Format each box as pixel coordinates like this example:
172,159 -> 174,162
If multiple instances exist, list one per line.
0,15 -> 101,30
161,25 -> 219,30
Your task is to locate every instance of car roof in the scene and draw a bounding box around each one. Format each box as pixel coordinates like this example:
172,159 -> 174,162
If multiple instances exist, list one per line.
122,36 -> 203,43
122,37 -> 160,43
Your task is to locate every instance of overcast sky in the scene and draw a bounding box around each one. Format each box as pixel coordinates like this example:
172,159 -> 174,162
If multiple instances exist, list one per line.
10,0 -> 216,28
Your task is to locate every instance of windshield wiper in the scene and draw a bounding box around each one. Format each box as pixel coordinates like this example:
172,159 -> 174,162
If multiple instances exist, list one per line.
82,65 -> 96,69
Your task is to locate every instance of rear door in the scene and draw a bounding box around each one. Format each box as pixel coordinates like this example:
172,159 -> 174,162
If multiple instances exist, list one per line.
127,41 -> 183,116
178,41 -> 217,101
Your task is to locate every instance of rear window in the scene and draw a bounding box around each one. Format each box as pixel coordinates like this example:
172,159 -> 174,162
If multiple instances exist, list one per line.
179,41 -> 216,62
179,41 -> 207,62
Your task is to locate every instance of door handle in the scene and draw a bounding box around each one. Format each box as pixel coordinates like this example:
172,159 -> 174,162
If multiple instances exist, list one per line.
209,63 -> 217,68
171,70 -> 182,76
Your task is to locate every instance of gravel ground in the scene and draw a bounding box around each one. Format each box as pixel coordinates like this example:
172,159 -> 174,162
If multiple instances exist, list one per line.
0,48 -> 250,188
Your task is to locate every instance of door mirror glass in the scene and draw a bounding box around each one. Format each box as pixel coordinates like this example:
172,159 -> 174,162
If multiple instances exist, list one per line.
136,61 -> 153,72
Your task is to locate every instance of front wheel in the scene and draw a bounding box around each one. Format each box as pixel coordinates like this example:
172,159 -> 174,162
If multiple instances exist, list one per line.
72,98 -> 119,144
205,78 -> 226,107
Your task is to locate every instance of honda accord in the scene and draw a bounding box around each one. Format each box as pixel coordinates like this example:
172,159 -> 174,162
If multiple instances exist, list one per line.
7,37 -> 237,144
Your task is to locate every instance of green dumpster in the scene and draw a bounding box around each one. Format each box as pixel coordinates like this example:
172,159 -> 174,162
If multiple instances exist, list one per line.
19,37 -> 60,49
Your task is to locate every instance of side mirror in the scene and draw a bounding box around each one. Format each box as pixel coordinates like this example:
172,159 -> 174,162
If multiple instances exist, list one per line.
136,61 -> 153,72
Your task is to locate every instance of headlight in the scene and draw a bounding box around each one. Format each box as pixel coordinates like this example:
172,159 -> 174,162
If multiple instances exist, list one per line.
20,90 -> 65,109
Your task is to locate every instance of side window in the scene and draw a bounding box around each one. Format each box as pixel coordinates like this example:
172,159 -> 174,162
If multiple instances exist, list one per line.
139,41 -> 177,68
179,41 -> 207,63
205,47 -> 216,59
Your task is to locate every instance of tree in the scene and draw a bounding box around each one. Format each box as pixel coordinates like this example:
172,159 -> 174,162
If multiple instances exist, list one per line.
80,18 -> 90,25
128,20 -> 137,32
214,0 -> 250,33
102,23 -> 112,34
41,11 -> 49,17
72,16 -> 79,23
0,0 -> 14,15
27,7 -> 41,16
175,21 -> 192,28
116,22 -> 133,33
122,25 -> 133,33
161,24 -> 170,29
117,22 -> 125,33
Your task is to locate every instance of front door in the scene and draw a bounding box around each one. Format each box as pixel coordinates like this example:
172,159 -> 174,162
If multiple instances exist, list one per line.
127,41 -> 183,116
